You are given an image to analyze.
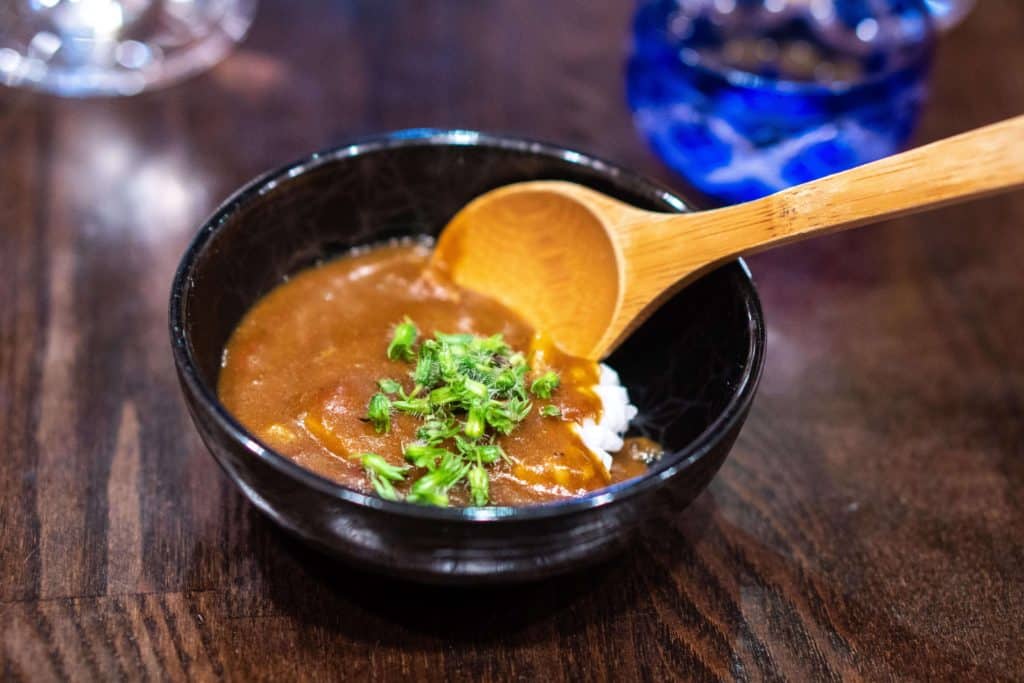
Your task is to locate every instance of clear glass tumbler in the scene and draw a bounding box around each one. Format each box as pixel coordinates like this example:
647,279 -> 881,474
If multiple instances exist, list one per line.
0,0 -> 257,97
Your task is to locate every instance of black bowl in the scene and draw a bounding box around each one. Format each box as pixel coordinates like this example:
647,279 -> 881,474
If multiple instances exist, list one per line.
169,129 -> 765,583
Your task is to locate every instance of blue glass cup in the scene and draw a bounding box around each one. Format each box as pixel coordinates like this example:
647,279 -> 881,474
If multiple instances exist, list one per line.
628,0 -> 936,204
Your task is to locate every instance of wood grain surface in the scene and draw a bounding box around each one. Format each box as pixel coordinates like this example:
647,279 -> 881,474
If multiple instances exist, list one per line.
2,1 -> 1022,680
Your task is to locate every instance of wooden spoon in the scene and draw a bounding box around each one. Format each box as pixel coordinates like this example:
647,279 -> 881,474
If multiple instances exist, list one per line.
432,115 -> 1024,360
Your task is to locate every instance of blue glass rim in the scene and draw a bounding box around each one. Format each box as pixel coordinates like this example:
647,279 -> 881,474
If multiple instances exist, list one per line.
657,1 -> 937,95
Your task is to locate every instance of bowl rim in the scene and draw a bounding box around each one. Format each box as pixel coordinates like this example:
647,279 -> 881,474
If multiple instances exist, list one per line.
169,128 -> 766,523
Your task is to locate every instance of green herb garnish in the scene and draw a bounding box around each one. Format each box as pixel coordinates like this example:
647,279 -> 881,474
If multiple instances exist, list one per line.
392,396 -> 431,416
377,378 -> 403,394
366,393 -> 392,433
387,317 -> 419,361
416,418 -> 460,445
407,453 -> 469,506
530,371 -> 560,399
540,404 -> 562,418
361,319 -> 562,507
402,443 -> 450,469
360,452 -> 408,501
464,403 -> 486,439
468,464 -> 489,506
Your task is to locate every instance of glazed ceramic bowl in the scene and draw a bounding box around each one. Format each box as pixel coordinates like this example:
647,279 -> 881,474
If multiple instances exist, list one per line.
169,130 -> 766,583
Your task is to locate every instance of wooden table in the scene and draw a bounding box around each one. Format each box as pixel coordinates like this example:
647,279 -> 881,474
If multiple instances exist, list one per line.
2,2 -> 1022,680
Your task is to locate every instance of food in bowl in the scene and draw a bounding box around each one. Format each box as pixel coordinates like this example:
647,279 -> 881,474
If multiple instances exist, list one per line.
171,130 -> 766,580
218,240 -> 662,507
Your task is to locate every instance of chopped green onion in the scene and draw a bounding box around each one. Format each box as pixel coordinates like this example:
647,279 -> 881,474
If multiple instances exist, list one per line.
464,403 -> 486,439
360,452 -> 408,481
412,341 -> 439,386
507,396 -> 532,422
416,418 -> 459,445
359,452 -> 408,502
473,334 -> 510,355
377,378 -> 402,395
540,404 -> 562,418
481,397 -> 531,435
494,364 -> 526,392
406,457 -> 469,506
392,397 -> 431,416
403,443 -> 450,470
463,378 -> 489,400
406,485 -> 448,506
463,441 -> 504,464
468,465 -> 489,506
428,384 -> 460,407
364,319 -> 574,506
366,393 -> 392,433
435,332 -> 474,345
530,371 -> 560,399
387,317 -> 418,361
368,473 -> 401,501
483,400 -> 515,435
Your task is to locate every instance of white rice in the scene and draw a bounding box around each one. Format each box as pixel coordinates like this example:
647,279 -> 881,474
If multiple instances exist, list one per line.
574,363 -> 638,475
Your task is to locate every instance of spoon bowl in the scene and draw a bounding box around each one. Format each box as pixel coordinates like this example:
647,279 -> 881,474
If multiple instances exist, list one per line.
434,182 -> 623,361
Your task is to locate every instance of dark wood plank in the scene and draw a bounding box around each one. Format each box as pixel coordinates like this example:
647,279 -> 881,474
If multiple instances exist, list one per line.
1,1 -> 1022,680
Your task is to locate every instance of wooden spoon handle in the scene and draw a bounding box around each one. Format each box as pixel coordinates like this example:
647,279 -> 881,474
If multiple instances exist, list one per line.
623,114 -> 1024,293
750,113 -> 1024,247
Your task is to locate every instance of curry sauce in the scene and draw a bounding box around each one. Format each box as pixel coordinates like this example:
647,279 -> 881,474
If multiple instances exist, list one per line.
218,242 -> 648,505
